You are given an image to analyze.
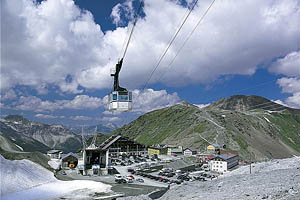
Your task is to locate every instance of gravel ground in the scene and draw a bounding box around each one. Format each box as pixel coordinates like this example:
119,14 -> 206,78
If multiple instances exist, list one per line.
54,167 -> 166,198
120,156 -> 300,200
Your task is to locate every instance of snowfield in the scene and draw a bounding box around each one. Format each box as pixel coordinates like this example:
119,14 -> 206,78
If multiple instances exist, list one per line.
121,156 -> 300,200
0,155 -> 111,200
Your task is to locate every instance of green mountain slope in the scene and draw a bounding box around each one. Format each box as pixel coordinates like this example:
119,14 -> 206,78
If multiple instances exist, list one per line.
114,95 -> 300,161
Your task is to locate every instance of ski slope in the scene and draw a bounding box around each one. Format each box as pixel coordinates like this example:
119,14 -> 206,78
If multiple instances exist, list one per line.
0,155 -> 111,200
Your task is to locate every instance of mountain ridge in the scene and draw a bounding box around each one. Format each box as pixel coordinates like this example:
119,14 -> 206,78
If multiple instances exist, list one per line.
0,115 -> 82,153
113,95 -> 300,160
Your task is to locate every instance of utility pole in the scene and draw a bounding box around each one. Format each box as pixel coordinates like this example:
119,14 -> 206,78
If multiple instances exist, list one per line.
249,153 -> 252,174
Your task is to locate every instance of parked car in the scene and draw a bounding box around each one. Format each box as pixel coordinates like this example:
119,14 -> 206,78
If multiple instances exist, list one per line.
115,174 -> 127,183
127,160 -> 134,165
136,178 -> 144,183
126,177 -> 134,183
60,170 -> 66,175
162,179 -> 169,183
127,167 -> 134,172
127,174 -> 135,179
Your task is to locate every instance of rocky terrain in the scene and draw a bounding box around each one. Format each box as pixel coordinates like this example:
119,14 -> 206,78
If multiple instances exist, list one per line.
121,156 -> 300,200
0,115 -> 82,153
70,123 -> 118,135
113,95 -> 300,161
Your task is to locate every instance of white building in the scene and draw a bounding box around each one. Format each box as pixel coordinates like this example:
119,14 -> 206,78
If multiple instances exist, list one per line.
210,153 -> 239,174
47,150 -> 63,159
183,148 -> 197,156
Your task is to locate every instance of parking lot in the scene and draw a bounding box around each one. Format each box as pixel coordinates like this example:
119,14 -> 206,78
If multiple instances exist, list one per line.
111,154 -> 218,187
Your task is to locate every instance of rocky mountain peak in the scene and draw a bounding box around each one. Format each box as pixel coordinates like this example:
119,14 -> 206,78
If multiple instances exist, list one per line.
180,101 -> 197,107
209,95 -> 285,112
4,115 -> 29,123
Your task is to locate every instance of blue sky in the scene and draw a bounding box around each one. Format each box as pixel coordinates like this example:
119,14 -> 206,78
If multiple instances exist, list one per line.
1,0 -> 300,127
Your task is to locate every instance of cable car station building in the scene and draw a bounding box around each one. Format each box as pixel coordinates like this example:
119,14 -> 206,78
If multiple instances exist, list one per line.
83,134 -> 147,175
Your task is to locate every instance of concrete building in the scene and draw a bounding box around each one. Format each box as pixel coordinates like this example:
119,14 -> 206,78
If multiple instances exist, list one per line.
183,148 -> 197,156
171,146 -> 183,156
148,146 -> 171,155
207,144 -> 220,153
83,134 -> 147,176
47,150 -> 63,159
210,153 -> 239,174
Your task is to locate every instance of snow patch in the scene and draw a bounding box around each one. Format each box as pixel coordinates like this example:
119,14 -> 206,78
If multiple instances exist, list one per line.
264,117 -> 270,123
0,155 -> 111,199
48,160 -> 60,170
14,144 -> 23,151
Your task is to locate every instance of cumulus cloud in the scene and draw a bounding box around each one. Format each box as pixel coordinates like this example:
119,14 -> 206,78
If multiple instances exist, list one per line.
276,77 -> 300,109
102,110 -> 121,115
111,0 -> 134,26
284,93 -> 300,109
100,116 -> 121,122
70,115 -> 93,120
2,0 -> 300,94
270,47 -> 300,108
270,51 -> 300,77
35,113 -> 65,119
13,95 -> 102,112
102,88 -> 180,113
131,88 -> 180,113
277,78 -> 300,94
1,0 -> 109,93
0,89 -> 17,101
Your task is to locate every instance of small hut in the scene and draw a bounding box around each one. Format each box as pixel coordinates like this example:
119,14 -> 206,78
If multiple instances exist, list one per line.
61,153 -> 78,169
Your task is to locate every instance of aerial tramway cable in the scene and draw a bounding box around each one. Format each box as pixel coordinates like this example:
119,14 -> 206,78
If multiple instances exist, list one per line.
122,0 -> 144,60
158,0 -> 217,82
108,0 -> 144,112
141,0 -> 200,91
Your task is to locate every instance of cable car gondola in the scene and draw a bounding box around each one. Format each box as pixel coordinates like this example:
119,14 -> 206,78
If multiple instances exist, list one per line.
107,1 -> 144,112
108,58 -> 132,111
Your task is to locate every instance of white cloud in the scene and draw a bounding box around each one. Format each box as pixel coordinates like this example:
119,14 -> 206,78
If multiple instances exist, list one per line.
102,110 -> 121,115
271,50 -> 300,109
101,88 -> 180,114
111,0 -> 134,26
270,51 -> 300,77
70,115 -> 93,121
285,93 -> 300,109
1,0 -> 107,92
131,88 -> 180,113
58,95 -> 102,110
276,78 -> 300,109
100,116 -> 121,122
2,0 -> 300,94
0,89 -> 17,100
13,95 -> 102,112
35,113 -> 65,119
277,77 -> 300,94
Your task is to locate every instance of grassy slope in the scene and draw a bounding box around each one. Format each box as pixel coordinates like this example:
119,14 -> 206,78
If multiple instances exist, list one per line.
113,102 -> 300,160
268,113 -> 300,152
114,104 -> 197,145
